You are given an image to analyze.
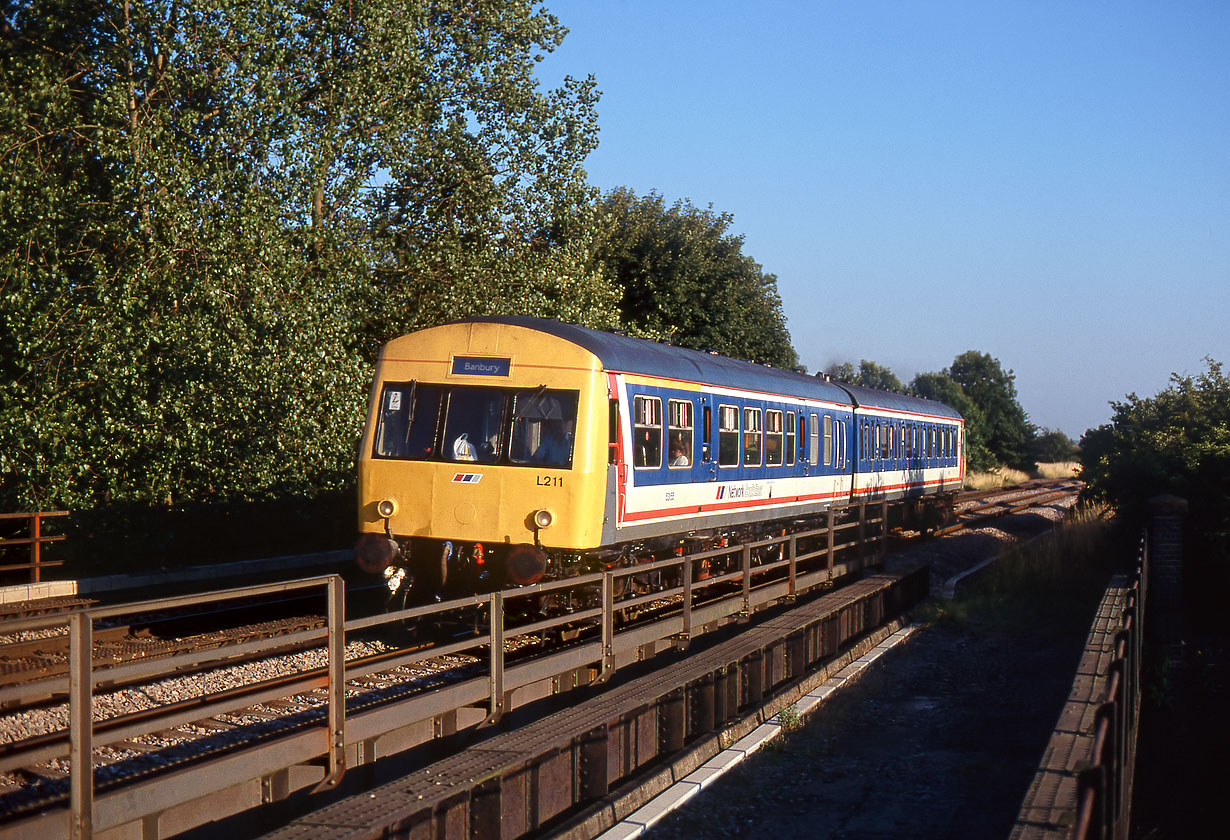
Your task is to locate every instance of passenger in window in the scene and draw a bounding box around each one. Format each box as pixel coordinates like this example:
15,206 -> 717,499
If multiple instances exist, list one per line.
669,434 -> 691,467
532,421 -> 572,466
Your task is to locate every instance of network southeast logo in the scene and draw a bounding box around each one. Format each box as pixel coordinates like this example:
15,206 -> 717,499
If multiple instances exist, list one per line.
452,473 -> 483,484
716,483 -> 764,500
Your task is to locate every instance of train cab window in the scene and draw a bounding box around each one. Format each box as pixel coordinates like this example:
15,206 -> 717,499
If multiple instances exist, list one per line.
718,405 -> 740,467
785,411 -> 796,467
375,382 -> 442,460
632,395 -> 663,469
743,407 -> 763,466
508,389 -> 579,467
444,387 -> 510,463
823,414 -> 833,466
668,399 -> 694,468
766,410 -> 784,466
809,412 -> 820,466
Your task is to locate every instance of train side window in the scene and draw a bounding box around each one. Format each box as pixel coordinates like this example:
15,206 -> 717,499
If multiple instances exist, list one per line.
718,404 -> 740,467
766,410 -> 784,466
809,412 -> 820,466
632,395 -> 662,469
668,399 -> 694,468
823,414 -> 833,466
743,407 -> 763,466
785,411 -> 797,466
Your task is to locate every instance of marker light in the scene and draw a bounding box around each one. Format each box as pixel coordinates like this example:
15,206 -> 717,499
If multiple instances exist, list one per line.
533,509 -> 554,529
377,499 -> 398,518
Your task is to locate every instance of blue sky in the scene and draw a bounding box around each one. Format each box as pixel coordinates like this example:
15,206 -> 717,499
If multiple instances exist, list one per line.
536,1 -> 1229,440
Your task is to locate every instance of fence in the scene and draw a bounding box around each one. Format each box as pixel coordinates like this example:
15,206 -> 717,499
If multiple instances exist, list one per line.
0,511 -> 68,584
1011,533 -> 1146,840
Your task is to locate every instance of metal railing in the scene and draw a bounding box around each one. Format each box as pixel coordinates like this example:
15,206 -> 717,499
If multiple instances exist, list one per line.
0,511 -> 68,583
1072,533 -> 1146,840
0,502 -> 890,839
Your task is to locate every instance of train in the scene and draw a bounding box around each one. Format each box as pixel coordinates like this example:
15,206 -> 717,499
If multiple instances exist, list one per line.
354,316 -> 964,604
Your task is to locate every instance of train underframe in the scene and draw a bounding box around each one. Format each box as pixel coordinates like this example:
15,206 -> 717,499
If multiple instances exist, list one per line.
357,491 -> 956,619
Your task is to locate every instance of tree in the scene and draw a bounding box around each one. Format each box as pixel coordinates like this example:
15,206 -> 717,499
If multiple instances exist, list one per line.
1030,428 -> 1078,464
0,0 -> 614,527
589,188 -> 798,369
909,371 -> 995,471
825,360 -> 902,392
1081,359 -> 1230,535
946,351 -> 1034,470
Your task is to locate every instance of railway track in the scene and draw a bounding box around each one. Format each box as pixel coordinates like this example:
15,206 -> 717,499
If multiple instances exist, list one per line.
945,477 -> 1083,535
0,481 -> 1081,838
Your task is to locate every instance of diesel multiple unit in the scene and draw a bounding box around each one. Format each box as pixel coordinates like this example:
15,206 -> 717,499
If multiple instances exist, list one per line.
355,316 -> 964,600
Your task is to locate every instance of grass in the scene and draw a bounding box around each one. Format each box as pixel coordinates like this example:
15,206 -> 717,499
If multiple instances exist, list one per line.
916,501 -> 1118,633
964,467 -> 1032,491
1036,461 -> 1082,479
964,461 -> 1082,491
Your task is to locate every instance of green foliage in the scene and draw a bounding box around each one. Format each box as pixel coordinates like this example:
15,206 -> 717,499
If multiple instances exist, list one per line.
909,370 -> 994,471
589,188 -> 799,369
1030,428 -> 1078,464
946,351 -> 1034,470
825,359 -> 902,392
0,0 -> 614,565
1081,358 -> 1230,558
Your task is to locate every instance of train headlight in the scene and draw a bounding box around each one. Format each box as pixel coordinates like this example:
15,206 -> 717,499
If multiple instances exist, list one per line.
533,508 -> 554,529
377,498 -> 398,519
383,565 -> 406,593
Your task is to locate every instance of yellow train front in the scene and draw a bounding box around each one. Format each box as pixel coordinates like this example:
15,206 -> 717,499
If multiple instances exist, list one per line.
355,316 -> 963,606
355,317 -> 613,602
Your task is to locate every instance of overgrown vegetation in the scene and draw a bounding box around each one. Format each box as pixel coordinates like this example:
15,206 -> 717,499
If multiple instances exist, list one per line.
1080,358 -> 1230,614
0,1 -> 799,568
916,502 -> 1118,633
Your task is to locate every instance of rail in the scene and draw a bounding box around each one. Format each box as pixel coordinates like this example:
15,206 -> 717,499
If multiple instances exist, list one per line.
0,511 -> 68,583
0,502 -> 891,839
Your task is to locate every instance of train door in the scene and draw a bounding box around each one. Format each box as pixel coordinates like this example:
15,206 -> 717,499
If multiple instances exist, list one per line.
699,394 -> 717,481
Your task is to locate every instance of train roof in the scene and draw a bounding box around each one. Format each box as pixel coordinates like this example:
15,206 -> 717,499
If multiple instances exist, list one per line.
461,317 -> 961,421
837,383 -> 964,422
466,315 -> 848,403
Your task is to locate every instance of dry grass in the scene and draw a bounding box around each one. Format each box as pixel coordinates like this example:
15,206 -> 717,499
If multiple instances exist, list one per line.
964,467 -> 1031,490
1036,461 -> 1082,479
964,461 -> 1081,490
